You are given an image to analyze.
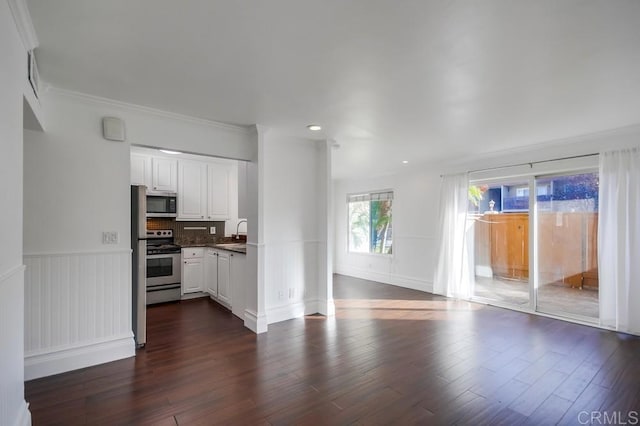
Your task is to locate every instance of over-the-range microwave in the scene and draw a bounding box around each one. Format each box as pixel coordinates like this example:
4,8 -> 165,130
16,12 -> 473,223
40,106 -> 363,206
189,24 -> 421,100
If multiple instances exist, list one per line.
146,193 -> 177,217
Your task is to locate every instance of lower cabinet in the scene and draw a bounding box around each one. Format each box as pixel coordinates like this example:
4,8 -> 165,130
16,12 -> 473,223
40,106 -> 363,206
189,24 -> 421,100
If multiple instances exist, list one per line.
202,247 -> 245,317
204,249 -> 218,297
182,248 -> 205,294
230,252 -> 246,319
217,251 -> 231,306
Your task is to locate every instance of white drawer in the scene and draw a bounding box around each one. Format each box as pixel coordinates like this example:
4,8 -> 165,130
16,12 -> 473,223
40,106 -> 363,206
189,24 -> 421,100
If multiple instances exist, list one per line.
182,247 -> 204,259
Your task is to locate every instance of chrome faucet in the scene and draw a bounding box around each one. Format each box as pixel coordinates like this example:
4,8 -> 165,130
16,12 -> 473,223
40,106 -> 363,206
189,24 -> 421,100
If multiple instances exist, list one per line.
235,219 -> 247,239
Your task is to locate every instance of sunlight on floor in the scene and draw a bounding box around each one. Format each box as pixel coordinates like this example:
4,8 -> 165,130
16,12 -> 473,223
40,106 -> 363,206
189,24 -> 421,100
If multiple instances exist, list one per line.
331,298 -> 483,321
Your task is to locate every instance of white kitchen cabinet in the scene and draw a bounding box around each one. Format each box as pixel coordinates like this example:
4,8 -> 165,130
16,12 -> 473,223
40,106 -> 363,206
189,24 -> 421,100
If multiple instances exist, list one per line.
151,158 -> 178,193
177,160 -> 208,220
182,248 -> 204,294
217,251 -> 231,306
204,249 -> 218,297
131,154 -> 151,188
207,163 -> 231,220
230,252 -> 246,319
237,161 -> 248,219
178,159 -> 232,221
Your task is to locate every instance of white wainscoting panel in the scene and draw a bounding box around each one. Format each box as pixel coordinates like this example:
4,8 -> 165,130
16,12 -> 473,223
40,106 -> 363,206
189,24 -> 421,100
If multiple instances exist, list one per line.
334,235 -> 436,294
23,250 -> 135,379
264,240 -> 321,324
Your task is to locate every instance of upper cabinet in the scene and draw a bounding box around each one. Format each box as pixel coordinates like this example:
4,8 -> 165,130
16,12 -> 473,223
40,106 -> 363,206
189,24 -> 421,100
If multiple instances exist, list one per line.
131,150 -> 236,222
177,160 -> 208,220
131,155 -> 177,194
152,158 -> 178,193
177,160 -> 232,221
237,161 -> 248,219
131,154 -> 151,188
207,163 -> 231,221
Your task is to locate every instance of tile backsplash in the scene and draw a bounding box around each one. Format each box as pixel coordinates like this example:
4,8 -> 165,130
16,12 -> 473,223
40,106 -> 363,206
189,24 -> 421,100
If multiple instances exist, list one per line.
147,218 -> 225,245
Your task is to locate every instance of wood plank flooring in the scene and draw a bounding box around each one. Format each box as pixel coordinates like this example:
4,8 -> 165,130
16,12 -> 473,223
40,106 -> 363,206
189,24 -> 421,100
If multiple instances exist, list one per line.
25,274 -> 640,425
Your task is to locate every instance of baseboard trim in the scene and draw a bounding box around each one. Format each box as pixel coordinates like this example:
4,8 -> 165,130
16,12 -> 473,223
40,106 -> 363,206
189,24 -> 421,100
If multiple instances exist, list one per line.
24,335 -> 135,380
244,309 -> 267,334
334,266 -> 434,294
315,298 -> 336,316
14,400 -> 31,426
266,301 -> 306,325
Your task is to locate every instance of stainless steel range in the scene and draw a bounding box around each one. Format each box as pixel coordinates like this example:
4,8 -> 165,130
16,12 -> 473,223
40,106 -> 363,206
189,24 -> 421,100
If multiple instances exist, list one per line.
146,229 -> 181,305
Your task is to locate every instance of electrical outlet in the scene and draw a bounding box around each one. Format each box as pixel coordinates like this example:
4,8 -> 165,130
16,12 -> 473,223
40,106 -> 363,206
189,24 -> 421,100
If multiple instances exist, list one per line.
210,226 -> 216,234
102,231 -> 119,244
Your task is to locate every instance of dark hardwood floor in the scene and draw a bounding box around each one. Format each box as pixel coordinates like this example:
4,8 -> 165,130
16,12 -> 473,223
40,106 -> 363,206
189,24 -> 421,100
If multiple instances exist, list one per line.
26,274 -> 640,425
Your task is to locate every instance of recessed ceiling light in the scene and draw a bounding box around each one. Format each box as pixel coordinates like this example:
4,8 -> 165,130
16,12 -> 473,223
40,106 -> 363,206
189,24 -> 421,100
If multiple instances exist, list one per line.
402,160 -> 409,164
307,124 -> 322,131
159,149 -> 182,155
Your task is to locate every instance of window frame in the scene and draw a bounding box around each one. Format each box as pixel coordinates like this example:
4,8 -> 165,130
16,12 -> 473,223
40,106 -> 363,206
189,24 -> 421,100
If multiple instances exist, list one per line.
346,190 -> 394,256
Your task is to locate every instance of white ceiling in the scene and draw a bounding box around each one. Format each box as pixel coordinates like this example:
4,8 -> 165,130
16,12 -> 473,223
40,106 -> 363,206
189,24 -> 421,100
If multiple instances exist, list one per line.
27,0 -> 640,179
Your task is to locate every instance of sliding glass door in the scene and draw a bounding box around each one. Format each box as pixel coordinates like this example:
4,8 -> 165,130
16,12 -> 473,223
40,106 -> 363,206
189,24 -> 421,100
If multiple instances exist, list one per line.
469,170 -> 600,321
469,179 -> 530,307
535,172 -> 599,320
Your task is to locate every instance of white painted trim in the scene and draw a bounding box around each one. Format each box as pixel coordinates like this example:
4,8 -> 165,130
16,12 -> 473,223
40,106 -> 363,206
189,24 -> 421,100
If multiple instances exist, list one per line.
0,264 -> 25,287
23,248 -> 132,257
47,87 -> 254,134
244,309 -> 267,334
262,239 -> 322,246
334,266 -> 434,294
24,334 -> 135,380
316,298 -> 336,317
7,0 -> 38,51
307,298 -> 336,317
266,302 -> 307,325
392,234 -> 436,240
13,401 -> 31,426
303,299 -> 320,315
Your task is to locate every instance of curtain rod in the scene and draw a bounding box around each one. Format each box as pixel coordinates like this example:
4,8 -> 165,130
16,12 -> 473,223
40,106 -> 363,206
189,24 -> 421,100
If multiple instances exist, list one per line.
440,152 -> 599,177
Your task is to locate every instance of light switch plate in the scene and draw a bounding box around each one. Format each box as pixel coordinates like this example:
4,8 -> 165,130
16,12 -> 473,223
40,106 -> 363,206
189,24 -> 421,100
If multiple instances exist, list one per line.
210,226 -> 216,234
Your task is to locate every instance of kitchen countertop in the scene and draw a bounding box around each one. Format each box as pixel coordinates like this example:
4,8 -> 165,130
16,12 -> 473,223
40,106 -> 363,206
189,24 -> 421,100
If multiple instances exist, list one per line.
180,243 -> 246,254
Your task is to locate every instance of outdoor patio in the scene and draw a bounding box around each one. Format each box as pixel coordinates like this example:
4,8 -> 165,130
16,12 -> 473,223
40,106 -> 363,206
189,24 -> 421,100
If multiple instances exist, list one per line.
473,276 -> 599,319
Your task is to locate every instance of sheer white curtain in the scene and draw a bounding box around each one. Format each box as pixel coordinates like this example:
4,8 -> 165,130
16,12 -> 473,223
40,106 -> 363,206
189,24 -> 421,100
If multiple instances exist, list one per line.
433,173 -> 471,299
599,147 -> 640,334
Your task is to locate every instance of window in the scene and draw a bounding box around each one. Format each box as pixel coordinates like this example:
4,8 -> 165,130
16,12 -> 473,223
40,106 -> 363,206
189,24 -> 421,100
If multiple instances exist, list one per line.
348,191 -> 393,254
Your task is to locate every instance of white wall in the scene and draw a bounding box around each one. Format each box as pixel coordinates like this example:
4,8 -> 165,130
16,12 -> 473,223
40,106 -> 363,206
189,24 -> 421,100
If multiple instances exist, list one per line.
260,129 -> 329,324
22,89 -> 257,379
49,88 -> 255,161
334,169 -> 441,293
1,1 -> 31,424
334,125 -> 640,296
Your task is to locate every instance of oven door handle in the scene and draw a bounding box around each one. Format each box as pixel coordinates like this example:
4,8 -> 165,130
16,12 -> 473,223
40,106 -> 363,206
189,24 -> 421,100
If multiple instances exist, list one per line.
146,253 -> 181,259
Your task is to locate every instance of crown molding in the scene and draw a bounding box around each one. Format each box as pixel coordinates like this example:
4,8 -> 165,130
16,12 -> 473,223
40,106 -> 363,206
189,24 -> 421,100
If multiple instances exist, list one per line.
7,0 -> 39,51
46,86 -> 254,135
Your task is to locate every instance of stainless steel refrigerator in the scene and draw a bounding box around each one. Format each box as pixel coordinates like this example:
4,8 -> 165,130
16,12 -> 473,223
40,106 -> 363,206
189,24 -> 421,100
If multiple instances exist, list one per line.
131,185 -> 147,347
